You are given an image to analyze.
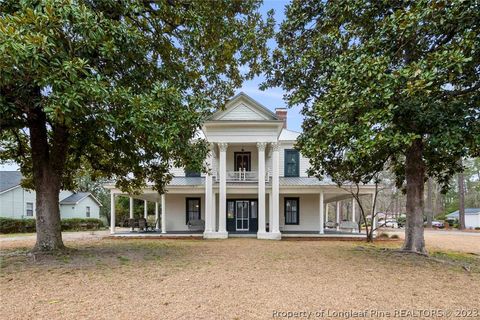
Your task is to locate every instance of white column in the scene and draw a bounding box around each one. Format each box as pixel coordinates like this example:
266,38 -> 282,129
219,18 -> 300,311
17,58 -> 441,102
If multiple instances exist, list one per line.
161,194 -> 166,233
212,192 -> 217,231
257,142 -> 267,235
336,201 -> 340,231
129,197 -> 134,231
372,193 -> 377,235
352,198 -> 356,223
271,142 -> 280,238
319,191 -> 324,234
218,143 -> 228,236
144,200 -> 148,219
204,144 -> 214,235
269,192 -> 273,232
110,192 -> 116,234
155,201 -> 159,230
325,203 -> 329,225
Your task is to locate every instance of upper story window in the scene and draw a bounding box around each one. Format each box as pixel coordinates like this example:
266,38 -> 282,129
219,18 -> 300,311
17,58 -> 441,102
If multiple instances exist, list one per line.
26,202 -> 33,216
185,165 -> 201,177
185,170 -> 201,177
86,206 -> 91,218
284,149 -> 300,177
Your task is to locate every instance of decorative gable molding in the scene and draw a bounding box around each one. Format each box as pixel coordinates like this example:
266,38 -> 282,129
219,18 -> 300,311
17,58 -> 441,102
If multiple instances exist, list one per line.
209,92 -> 279,121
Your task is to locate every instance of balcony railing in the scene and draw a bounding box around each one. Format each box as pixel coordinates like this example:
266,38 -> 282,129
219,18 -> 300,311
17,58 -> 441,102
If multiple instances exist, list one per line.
214,169 -> 270,182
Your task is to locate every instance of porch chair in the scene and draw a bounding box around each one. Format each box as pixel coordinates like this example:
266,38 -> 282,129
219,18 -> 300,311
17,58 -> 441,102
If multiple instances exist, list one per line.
128,218 -> 138,231
138,218 -> 147,231
339,221 -> 358,233
187,219 -> 205,232
325,221 -> 336,229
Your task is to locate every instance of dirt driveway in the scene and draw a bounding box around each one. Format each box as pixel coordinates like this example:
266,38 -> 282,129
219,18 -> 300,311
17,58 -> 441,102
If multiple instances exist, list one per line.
1,236 -> 479,320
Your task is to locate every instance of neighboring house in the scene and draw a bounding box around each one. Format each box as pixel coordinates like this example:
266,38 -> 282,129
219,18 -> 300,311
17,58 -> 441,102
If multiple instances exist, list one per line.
0,171 -> 101,219
105,92 -> 376,239
446,208 -> 480,229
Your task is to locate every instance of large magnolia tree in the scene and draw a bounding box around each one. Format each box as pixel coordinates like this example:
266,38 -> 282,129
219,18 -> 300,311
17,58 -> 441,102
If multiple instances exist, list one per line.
0,0 -> 273,251
264,0 -> 479,253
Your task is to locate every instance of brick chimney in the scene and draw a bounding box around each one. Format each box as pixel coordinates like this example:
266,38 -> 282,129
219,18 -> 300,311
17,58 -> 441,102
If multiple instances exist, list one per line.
275,108 -> 287,129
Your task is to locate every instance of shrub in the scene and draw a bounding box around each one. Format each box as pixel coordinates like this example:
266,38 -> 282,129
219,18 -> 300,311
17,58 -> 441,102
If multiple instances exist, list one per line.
61,218 -> 104,231
377,232 -> 390,239
0,217 -> 104,234
390,234 -> 400,239
0,217 -> 36,234
475,227 -> 480,231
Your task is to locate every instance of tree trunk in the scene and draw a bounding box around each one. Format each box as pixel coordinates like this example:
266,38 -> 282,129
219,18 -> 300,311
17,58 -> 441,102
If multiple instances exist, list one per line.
425,178 -> 433,228
458,161 -> 466,230
402,139 -> 427,254
34,174 -> 64,251
28,105 -> 65,252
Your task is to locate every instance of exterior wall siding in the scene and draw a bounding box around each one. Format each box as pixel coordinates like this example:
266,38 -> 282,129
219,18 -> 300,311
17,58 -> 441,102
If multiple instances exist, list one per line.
0,188 -> 100,220
279,194 -> 319,231
164,194 -> 205,231
220,103 -> 266,120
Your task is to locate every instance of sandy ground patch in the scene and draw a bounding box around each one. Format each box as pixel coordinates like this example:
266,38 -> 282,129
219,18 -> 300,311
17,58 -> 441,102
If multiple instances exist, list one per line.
1,237 -> 479,320
382,229 -> 480,254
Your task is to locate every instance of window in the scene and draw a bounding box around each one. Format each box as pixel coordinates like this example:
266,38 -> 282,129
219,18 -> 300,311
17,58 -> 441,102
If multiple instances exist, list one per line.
86,206 -> 91,218
26,202 -> 33,217
284,198 -> 299,225
185,198 -> 201,224
284,150 -> 300,177
185,170 -> 201,177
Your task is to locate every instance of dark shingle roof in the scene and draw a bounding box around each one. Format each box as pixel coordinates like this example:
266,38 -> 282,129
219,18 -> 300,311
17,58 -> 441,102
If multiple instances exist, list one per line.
0,171 -> 22,193
59,192 -> 92,204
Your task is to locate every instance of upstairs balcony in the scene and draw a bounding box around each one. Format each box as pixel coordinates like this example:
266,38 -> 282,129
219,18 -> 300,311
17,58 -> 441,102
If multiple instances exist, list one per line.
214,169 -> 271,183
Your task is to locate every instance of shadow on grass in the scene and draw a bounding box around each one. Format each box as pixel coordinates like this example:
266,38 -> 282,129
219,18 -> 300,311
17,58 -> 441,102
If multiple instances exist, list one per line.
0,239 -> 198,274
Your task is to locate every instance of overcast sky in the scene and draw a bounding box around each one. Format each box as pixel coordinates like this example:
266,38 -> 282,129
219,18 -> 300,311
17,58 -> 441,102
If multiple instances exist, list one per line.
1,1 -> 293,172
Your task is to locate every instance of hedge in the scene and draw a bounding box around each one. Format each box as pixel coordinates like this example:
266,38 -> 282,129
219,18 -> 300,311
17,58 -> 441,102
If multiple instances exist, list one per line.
0,217 -> 104,234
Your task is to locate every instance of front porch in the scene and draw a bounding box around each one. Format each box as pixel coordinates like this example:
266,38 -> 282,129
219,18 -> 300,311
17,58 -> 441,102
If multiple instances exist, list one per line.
108,228 -> 368,239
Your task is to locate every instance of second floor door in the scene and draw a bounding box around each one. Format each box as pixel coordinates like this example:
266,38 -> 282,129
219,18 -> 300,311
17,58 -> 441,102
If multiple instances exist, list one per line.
234,152 -> 251,171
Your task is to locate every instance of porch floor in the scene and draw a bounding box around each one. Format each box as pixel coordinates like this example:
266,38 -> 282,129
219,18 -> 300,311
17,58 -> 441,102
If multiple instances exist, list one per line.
109,228 -> 367,239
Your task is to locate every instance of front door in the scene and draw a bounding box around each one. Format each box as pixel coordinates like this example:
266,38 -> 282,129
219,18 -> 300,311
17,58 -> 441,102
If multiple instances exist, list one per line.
236,200 -> 249,231
226,200 -> 258,232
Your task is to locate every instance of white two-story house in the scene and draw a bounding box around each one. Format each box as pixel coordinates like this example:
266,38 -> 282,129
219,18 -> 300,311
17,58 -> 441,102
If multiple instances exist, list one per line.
105,93 -> 376,239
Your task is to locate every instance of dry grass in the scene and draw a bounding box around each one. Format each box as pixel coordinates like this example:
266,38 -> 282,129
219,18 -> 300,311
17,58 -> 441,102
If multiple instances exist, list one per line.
1,238 -> 479,320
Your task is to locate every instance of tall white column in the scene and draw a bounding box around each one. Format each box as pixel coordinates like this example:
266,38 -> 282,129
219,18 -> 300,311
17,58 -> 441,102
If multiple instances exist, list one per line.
155,201 -> 159,230
218,143 -> 228,236
161,194 -> 166,233
271,142 -> 281,238
204,144 -> 214,235
336,201 -> 340,231
212,192 -> 217,231
372,193 -> 377,235
352,198 -> 356,223
110,192 -> 116,234
319,191 -> 324,234
144,200 -> 148,219
257,142 -> 267,235
325,203 -> 329,224
269,192 -> 273,232
129,197 -> 134,231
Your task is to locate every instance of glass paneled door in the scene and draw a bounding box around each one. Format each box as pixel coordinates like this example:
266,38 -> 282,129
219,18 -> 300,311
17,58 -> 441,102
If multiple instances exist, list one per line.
236,200 -> 249,231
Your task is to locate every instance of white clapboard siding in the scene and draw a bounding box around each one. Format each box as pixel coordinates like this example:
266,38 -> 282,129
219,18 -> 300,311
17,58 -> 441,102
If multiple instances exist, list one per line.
220,103 -> 267,120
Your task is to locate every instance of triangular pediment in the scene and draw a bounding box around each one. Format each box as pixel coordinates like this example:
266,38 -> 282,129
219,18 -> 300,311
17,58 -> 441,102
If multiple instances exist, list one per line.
210,92 -> 278,121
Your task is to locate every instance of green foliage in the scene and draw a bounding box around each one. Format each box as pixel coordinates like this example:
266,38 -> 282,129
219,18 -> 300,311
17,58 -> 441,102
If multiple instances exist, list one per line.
263,1 -> 479,189
0,217 -> 37,233
0,217 -> 103,233
0,0 -> 274,193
